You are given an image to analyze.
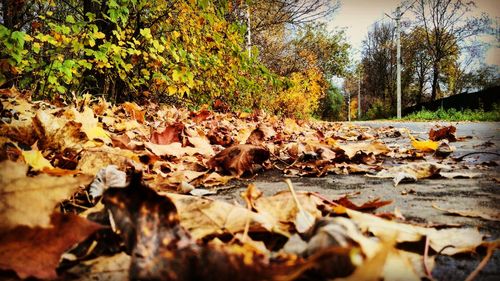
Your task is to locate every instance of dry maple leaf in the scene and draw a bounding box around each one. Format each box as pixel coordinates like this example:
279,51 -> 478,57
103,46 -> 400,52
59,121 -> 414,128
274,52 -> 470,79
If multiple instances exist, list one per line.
70,107 -> 111,144
150,122 -> 185,145
207,144 -> 270,176
368,162 -> 450,186
409,134 -> 439,152
429,125 -> 457,142
66,252 -> 130,281
336,141 -> 390,159
334,197 -> 393,211
166,192 -> 279,239
0,160 -> 93,230
0,213 -> 103,279
122,101 -> 145,123
345,208 -> 484,255
32,110 -> 87,151
246,127 -> 265,146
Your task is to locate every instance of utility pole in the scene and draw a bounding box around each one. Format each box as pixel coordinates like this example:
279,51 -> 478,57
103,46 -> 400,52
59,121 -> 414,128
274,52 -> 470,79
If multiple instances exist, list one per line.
386,6 -> 403,119
357,67 -> 361,119
246,4 -> 251,58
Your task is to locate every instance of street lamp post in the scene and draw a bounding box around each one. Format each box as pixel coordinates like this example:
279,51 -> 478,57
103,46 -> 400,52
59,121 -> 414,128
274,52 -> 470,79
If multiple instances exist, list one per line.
386,6 -> 403,119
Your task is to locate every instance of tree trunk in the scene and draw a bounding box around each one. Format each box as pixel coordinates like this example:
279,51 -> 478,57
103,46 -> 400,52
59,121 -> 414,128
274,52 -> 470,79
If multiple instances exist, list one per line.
431,61 -> 440,101
1,0 -> 26,30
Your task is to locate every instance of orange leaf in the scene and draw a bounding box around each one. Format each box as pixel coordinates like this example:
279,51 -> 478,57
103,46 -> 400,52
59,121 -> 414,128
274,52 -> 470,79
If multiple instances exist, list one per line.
0,213 -> 102,279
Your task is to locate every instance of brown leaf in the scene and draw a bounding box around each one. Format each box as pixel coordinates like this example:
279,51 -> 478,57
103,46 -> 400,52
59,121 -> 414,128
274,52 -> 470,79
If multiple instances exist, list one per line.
66,252 -> 130,281
0,160 -> 93,230
122,102 -> 145,123
252,190 -> 327,234
190,108 -> 212,123
33,110 -> 87,151
246,127 -> 265,145
76,146 -> 139,175
0,213 -> 102,279
432,204 -> 500,221
429,125 -> 457,142
346,208 -> 484,255
369,162 -> 450,186
336,141 -> 390,159
207,144 -> 270,176
166,193 -> 280,239
150,122 -> 184,145
334,197 -> 393,211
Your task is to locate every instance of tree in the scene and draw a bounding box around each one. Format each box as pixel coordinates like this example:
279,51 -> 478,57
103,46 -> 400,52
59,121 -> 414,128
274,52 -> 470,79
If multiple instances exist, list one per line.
413,0 -> 490,100
401,26 -> 432,105
316,85 -> 344,121
359,22 -> 397,115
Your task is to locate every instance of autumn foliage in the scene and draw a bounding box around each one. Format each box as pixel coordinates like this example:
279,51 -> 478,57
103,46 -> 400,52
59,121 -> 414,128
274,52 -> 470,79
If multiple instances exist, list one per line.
0,0 -> 346,119
0,87 -> 498,280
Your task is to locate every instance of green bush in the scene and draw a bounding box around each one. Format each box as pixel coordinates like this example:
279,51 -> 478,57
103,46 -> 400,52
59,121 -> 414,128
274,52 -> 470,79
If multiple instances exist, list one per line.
404,104 -> 500,121
0,0 -> 279,106
366,99 -> 392,120
315,85 -> 344,121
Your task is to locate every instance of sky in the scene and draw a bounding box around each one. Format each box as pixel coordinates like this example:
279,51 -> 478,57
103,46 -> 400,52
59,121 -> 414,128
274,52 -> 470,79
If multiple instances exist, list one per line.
326,0 -> 500,66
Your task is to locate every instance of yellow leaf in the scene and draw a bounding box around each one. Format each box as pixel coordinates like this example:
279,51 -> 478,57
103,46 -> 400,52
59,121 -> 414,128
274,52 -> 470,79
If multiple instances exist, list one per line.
94,31 -> 106,39
409,134 -> 439,152
22,149 -> 53,171
0,161 -> 93,230
167,85 -> 177,95
85,126 -> 110,142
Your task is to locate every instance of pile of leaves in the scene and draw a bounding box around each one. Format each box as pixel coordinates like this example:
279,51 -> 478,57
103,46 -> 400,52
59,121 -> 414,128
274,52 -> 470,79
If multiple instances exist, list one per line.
0,88 -> 498,280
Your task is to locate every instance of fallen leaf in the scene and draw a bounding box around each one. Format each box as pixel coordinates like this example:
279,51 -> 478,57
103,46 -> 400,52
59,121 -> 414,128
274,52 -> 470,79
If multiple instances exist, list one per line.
369,162 -> 450,186
33,110 -> 87,150
76,147 -> 139,175
346,208 -> 484,255
21,147 -> 53,171
70,107 -> 111,144
252,189 -> 326,234
207,144 -> 270,176
67,252 -> 130,281
166,193 -> 281,239
89,165 -> 127,198
429,125 -> 457,142
435,141 -> 454,157
432,204 -> 500,221
246,127 -> 265,145
285,179 -> 315,233
0,160 -> 93,230
427,228 -> 483,255
334,197 -> 393,211
439,171 -> 482,179
409,134 -> 439,152
0,213 -> 102,279
122,101 -> 145,123
150,122 -> 184,145
102,177 -> 297,280
336,141 -> 390,159
187,136 -> 215,157
144,141 -> 185,158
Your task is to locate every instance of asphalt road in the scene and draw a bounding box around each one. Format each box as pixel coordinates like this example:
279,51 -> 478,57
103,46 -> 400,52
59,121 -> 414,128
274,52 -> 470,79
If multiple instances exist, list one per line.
216,121 -> 500,281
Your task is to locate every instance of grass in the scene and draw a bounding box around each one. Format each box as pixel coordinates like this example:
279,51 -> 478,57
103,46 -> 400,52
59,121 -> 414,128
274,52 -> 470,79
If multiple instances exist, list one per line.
403,105 -> 500,121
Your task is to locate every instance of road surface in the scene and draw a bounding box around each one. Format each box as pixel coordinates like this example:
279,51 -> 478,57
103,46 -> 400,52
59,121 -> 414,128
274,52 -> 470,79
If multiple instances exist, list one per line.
216,121 -> 500,281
